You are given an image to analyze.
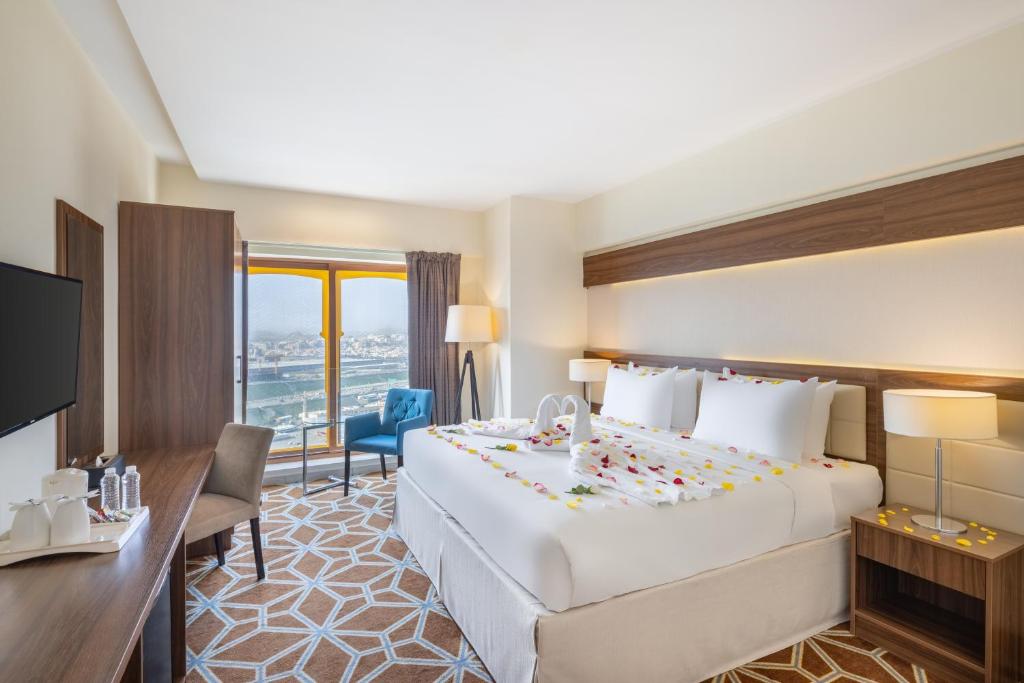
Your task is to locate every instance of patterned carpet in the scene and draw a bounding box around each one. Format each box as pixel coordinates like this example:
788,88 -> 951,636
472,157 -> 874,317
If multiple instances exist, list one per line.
186,474 -> 941,682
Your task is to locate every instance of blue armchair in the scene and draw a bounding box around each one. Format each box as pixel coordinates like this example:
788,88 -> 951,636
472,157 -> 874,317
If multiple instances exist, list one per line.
343,388 -> 434,496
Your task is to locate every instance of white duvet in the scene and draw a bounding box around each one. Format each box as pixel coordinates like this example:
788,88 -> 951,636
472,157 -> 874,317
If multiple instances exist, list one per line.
402,416 -> 881,612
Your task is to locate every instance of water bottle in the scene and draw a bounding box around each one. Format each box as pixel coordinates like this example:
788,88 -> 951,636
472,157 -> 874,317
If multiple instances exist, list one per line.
123,465 -> 141,511
100,467 -> 121,511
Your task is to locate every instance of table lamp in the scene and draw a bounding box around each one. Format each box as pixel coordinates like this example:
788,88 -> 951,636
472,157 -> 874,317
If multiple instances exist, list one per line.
569,358 -> 610,406
883,388 -> 998,534
445,305 -> 494,421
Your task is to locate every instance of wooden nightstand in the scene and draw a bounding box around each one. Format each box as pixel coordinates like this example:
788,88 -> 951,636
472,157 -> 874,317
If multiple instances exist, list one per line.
851,505 -> 1024,683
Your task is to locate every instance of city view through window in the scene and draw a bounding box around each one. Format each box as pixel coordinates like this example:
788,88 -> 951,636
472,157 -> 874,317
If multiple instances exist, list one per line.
246,267 -> 408,452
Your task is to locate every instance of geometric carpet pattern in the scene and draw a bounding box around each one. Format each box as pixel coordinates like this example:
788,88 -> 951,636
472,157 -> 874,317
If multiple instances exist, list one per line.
186,474 -> 940,683
185,474 -> 489,682
701,625 -> 943,683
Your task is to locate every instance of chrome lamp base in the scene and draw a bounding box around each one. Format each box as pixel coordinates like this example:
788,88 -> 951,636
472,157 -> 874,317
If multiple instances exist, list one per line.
911,513 -> 967,535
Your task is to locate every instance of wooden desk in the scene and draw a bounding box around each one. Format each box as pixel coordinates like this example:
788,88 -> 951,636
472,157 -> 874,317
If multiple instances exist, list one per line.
0,445 -> 214,683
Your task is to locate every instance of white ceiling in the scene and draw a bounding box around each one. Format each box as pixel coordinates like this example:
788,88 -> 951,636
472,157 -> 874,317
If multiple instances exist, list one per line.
70,1 -> 1024,210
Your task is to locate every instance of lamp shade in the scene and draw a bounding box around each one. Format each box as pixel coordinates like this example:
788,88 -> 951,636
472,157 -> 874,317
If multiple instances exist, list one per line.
883,389 -> 998,440
444,305 -> 494,343
569,358 -> 610,383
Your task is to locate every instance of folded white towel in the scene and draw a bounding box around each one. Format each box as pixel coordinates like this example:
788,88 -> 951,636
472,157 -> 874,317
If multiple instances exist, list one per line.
467,419 -> 533,439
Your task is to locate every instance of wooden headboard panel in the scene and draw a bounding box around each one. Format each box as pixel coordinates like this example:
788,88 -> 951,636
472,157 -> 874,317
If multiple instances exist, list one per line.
585,349 -> 1024,490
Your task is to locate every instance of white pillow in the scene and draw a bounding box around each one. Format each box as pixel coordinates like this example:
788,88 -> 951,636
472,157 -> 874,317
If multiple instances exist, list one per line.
693,370 -> 816,462
628,364 -> 698,430
600,365 -> 677,429
723,367 -> 837,459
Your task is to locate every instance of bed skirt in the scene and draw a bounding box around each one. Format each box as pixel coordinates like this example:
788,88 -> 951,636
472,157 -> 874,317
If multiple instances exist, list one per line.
394,467 -> 850,683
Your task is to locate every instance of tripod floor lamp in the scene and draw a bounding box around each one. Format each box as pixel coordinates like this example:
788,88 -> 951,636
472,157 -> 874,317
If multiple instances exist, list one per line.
446,305 -> 494,421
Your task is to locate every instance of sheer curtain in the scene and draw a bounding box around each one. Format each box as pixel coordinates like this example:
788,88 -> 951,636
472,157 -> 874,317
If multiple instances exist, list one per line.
406,251 -> 461,424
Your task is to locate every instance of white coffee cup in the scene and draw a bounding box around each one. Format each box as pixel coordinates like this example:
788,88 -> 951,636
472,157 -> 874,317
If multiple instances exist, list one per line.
9,499 -> 52,551
51,496 -> 92,546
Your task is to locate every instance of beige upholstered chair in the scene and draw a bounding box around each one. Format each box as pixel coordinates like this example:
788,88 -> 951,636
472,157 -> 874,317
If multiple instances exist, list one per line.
185,423 -> 274,580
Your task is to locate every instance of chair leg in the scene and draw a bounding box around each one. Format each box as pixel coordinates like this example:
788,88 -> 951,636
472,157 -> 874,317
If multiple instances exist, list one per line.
379,453 -> 388,480
344,449 -> 351,497
213,530 -> 225,567
249,517 -> 265,581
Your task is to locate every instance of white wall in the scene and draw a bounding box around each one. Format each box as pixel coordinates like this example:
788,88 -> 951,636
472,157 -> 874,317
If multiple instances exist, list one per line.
578,22 -> 1024,379
482,197 -> 587,417
507,197 -> 587,415
577,22 -> 1024,253
482,200 -> 512,417
0,0 -> 157,529
159,163 -> 483,256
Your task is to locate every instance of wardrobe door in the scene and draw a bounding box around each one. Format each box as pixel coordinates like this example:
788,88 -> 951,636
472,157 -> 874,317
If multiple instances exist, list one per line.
55,200 -> 104,467
119,202 -> 235,451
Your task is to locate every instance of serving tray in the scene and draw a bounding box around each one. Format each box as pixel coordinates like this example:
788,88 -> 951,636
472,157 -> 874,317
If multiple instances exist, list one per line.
0,506 -> 149,567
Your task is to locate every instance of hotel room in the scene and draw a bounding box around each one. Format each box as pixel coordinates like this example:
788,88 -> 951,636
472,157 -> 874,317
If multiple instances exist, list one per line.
2,1 -> 1024,682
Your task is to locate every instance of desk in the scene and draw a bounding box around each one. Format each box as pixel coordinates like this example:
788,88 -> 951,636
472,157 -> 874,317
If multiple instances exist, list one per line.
0,445 -> 214,682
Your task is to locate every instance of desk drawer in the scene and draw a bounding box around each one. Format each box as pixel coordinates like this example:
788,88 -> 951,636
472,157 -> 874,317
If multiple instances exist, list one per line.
855,522 -> 986,599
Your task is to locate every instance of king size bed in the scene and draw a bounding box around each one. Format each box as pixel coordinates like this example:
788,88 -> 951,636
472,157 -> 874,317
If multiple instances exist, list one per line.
394,355 -> 885,682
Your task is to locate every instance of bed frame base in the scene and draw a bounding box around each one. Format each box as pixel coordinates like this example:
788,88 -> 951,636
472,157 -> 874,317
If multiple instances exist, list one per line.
395,468 -> 850,683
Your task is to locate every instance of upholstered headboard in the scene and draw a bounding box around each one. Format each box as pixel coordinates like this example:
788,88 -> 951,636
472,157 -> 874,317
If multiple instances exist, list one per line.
585,350 -> 1024,532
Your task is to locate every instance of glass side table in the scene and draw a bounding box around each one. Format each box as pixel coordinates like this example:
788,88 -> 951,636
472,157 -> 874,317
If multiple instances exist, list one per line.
300,420 -> 356,496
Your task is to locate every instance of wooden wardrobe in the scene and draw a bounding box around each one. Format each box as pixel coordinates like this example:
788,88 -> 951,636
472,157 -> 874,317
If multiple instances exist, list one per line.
118,202 -> 240,452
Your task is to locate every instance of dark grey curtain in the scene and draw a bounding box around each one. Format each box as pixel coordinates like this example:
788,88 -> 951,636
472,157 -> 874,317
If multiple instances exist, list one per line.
406,251 -> 461,425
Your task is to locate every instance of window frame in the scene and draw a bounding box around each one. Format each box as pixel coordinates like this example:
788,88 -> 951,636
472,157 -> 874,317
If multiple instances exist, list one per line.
246,257 -> 408,458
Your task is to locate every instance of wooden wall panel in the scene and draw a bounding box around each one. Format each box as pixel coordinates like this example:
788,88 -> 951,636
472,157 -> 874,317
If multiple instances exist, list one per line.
583,154 -> 1024,287
55,200 -> 104,468
119,202 -> 235,452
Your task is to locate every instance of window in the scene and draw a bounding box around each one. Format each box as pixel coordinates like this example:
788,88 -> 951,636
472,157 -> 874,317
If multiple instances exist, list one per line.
245,259 -> 407,456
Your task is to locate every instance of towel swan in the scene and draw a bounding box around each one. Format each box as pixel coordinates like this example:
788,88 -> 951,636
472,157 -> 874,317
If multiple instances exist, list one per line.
528,394 -> 592,451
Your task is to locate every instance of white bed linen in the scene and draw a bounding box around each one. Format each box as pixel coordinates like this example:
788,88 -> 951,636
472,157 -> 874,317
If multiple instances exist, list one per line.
403,417 -> 880,612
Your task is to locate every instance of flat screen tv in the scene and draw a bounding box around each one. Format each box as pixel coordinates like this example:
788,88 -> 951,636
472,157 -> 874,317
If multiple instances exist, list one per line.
0,261 -> 83,439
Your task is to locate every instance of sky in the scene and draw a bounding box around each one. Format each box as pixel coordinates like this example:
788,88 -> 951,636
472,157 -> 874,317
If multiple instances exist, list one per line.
249,274 -> 407,339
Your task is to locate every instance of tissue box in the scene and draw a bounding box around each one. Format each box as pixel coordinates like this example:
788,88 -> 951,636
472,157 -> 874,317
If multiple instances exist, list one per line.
84,453 -> 125,490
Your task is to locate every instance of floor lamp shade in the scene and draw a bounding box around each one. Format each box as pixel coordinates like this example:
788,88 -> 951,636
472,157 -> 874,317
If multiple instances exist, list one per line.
445,305 -> 494,343
882,389 -> 998,533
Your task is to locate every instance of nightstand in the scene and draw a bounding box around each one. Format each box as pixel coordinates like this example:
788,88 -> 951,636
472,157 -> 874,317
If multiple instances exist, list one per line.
851,505 -> 1024,683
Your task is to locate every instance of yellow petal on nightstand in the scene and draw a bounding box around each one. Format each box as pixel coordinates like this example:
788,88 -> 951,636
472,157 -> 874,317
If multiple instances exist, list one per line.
878,519 -> 889,526
930,534 -> 941,541
903,526 -> 915,533
956,538 -> 973,547
969,521 -> 979,527
987,535 -> 995,541
885,509 -> 896,516
979,539 -> 988,545
980,526 -> 990,533
900,507 -> 909,512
